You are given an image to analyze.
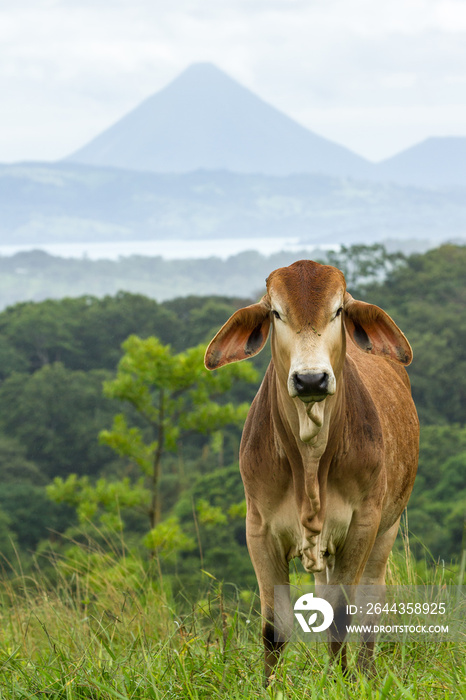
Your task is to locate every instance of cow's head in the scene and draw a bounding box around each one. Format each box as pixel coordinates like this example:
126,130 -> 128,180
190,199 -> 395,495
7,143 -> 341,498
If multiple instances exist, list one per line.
205,260 -> 412,437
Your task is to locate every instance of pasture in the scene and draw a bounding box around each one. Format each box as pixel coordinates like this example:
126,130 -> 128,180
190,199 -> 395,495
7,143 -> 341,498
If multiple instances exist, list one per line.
0,530 -> 464,699
0,244 -> 464,698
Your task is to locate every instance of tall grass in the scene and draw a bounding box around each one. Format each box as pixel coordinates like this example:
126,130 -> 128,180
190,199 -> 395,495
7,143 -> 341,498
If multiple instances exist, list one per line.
0,529 -> 464,699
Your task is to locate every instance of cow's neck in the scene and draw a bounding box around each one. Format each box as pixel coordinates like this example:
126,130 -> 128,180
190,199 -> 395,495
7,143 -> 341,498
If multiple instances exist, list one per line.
271,360 -> 347,570
274,364 -> 345,453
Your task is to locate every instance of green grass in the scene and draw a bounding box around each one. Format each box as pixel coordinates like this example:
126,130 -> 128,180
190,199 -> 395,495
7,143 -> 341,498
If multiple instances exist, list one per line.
0,534 -> 464,699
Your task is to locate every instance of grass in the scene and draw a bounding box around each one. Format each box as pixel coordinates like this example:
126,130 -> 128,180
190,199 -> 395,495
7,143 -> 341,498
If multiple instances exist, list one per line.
0,530 -> 464,699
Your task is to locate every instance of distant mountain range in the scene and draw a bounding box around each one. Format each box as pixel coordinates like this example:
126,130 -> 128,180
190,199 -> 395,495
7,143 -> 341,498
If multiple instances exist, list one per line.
67,63 -> 466,189
67,63 -> 371,181
375,137 -> 466,189
1,162 -> 465,247
1,63 -> 465,252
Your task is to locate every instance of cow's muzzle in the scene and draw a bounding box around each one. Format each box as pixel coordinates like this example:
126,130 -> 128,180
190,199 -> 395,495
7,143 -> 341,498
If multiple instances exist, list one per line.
291,371 -> 331,403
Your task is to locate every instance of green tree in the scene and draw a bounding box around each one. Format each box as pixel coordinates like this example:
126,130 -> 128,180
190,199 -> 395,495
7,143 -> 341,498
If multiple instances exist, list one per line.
407,424 -> 466,561
98,335 -> 257,530
0,508 -> 17,566
0,299 -> 77,376
0,364 -> 117,478
163,295 -> 252,350
0,436 -> 72,554
361,244 -> 466,425
0,435 -> 45,485
0,292 -> 181,374
325,244 -> 406,289
47,336 -> 258,563
172,463 -> 255,590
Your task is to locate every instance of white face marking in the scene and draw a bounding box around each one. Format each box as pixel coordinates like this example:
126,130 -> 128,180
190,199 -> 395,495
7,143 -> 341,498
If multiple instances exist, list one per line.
270,290 -> 344,404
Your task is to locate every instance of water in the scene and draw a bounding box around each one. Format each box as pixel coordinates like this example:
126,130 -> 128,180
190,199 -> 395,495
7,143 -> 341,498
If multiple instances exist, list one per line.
0,237 -> 338,261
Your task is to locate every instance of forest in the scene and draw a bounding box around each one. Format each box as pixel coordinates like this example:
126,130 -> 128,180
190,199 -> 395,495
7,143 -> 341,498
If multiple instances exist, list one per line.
0,243 -> 464,593
0,238 -> 441,310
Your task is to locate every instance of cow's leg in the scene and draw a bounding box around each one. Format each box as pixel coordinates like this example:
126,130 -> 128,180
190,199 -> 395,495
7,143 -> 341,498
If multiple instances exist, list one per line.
314,570 -> 351,671
246,522 -> 292,684
314,575 -> 350,671
356,518 -> 400,674
321,510 -> 382,670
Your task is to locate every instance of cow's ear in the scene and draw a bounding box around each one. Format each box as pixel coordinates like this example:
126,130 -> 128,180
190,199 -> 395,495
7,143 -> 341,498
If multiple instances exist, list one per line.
204,297 -> 271,369
343,292 -> 413,365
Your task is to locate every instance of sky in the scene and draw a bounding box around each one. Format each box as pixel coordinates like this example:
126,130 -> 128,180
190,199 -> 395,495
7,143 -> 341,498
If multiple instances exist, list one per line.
1,0 -> 465,164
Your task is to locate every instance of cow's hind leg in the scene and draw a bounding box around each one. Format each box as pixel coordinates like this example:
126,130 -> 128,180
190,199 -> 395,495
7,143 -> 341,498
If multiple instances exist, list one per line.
246,525 -> 292,684
356,519 -> 400,675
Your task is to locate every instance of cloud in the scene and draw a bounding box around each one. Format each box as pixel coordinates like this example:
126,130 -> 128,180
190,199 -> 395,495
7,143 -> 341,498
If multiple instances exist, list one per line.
0,0 -> 465,161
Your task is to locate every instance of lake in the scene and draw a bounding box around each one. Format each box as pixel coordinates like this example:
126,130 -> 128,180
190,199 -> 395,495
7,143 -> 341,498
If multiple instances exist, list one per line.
0,237 -> 338,261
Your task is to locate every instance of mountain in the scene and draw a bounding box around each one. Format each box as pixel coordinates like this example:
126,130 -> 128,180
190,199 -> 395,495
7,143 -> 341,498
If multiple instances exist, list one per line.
1,162 -> 465,246
66,63 -> 372,180
375,137 -> 466,188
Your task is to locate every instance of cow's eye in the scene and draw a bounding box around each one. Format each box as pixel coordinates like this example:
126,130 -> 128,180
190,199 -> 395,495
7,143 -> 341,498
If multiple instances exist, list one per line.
335,307 -> 343,318
272,310 -> 281,320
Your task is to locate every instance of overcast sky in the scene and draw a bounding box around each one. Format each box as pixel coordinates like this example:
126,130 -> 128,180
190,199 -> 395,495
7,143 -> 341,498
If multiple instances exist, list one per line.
1,0 -> 465,164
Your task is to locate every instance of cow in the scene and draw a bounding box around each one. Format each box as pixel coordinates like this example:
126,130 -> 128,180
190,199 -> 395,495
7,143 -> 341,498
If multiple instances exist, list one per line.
204,259 -> 419,681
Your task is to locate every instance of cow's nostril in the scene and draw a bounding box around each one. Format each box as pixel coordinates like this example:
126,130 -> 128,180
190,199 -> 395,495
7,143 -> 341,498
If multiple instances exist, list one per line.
293,372 -> 329,396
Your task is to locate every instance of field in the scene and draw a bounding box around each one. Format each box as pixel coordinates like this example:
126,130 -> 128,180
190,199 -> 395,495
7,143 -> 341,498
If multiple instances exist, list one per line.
1,529 -> 464,700
0,244 -> 465,698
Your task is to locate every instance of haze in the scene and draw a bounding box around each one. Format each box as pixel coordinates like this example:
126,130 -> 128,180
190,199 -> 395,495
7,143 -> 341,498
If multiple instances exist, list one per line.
1,0 -> 466,164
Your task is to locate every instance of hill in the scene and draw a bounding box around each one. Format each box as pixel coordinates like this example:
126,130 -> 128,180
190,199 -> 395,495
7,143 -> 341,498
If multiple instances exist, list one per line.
376,137 -> 466,188
1,162 -> 465,247
66,62 -> 372,179
65,63 -> 466,189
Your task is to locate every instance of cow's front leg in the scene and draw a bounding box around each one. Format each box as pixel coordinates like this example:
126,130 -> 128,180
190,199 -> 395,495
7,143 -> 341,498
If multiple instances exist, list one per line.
314,574 -> 352,671
319,509 -> 382,670
356,518 -> 400,675
246,516 -> 292,684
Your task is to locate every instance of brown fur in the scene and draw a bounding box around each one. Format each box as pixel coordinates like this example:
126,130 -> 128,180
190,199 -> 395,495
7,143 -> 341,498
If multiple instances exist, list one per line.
205,260 -> 419,681
267,261 -> 345,328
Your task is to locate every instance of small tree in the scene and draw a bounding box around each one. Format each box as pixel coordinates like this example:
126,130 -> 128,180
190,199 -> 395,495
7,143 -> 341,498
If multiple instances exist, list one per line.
98,335 -> 257,530
325,244 -> 406,289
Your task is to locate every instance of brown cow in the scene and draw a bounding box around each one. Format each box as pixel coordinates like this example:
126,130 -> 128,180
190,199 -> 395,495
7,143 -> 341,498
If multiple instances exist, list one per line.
204,259 -> 419,680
